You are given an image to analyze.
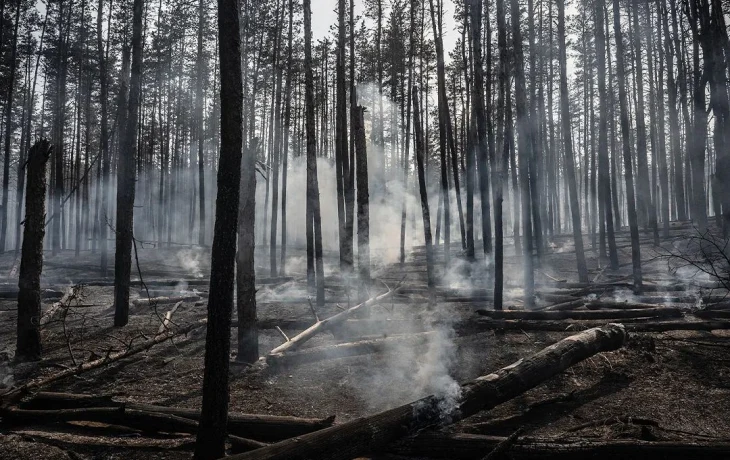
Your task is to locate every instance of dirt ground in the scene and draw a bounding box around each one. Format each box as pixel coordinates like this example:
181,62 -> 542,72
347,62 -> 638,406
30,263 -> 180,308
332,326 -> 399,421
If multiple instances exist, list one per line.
1,222 -> 729,459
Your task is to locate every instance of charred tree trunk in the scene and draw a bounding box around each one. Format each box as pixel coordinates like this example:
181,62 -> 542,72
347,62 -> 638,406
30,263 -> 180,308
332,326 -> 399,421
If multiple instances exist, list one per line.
428,0 -> 451,265
196,0 -> 206,245
193,0 -> 244,456
354,105 -> 370,292
304,0 -> 325,307
595,0 -> 619,269
113,0 -> 144,327
16,140 -> 52,362
558,0 -> 588,283
412,87 -> 434,288
613,0 -> 643,291
510,0 -> 535,307
0,2 -> 21,253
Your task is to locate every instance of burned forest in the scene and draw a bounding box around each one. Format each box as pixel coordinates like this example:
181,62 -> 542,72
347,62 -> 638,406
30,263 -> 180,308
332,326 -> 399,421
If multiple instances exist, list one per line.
2,0 -> 730,458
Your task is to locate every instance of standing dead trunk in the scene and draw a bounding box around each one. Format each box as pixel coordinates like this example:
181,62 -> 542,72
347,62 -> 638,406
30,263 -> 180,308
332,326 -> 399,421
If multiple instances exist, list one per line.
304,0 -> 325,307
613,0 -> 643,291
510,0 -> 535,307
280,0 -> 294,275
193,0 -> 244,456
353,105 -> 370,296
237,136 -> 258,364
558,0 -> 588,283
595,0 -> 619,270
196,0 -> 206,246
0,1 -> 21,253
428,0 -> 451,266
16,140 -> 52,362
113,0 -> 144,327
412,87 -> 434,288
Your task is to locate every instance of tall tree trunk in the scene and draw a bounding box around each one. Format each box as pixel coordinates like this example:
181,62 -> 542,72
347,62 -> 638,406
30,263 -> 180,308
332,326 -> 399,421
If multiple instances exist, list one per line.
16,140 -> 52,362
428,0 -> 451,265
595,0 -> 619,269
280,0 -> 294,275
194,0 -> 244,456
196,0 -> 206,245
0,1 -> 21,253
354,105 -> 370,297
113,0 -> 144,327
613,0 -> 643,291
412,87 -> 434,288
335,0 -> 352,272
558,0 -> 589,283
304,0 -> 325,307
510,0 -> 535,307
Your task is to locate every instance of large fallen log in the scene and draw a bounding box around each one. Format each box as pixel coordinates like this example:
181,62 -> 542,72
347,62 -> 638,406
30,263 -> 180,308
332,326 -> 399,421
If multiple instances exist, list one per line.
0,406 -> 268,452
132,295 -> 200,307
389,432 -> 730,460
266,288 -> 399,356
585,300 -> 672,310
464,318 -> 730,333
476,307 -> 683,321
227,324 -> 627,460
20,392 -> 335,442
266,332 -> 436,368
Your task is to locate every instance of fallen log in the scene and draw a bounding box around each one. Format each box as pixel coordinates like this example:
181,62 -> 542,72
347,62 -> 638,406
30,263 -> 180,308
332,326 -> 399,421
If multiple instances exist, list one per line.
132,295 -> 200,307
1,320 -> 203,407
267,288 -> 400,356
585,300 -> 670,310
226,324 -> 626,460
20,392 -> 117,410
464,318 -> 730,333
266,332 -> 436,368
0,406 -> 268,451
20,392 -> 335,442
389,432 -> 730,460
476,307 -> 683,321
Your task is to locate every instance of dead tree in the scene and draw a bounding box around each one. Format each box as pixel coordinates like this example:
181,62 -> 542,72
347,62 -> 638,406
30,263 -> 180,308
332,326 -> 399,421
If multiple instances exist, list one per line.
194,0 -> 244,455
196,0 -> 206,245
16,140 -> 52,362
354,105 -> 370,291
613,0 -> 643,291
113,0 -> 144,327
237,136 -> 258,363
510,0 -> 535,307
412,86 -> 435,288
304,0 -> 325,307
558,0 -> 588,283
428,0 -> 452,265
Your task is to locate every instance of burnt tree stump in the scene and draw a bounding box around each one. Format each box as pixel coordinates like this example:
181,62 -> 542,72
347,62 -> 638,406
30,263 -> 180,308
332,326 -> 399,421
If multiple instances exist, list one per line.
16,139 -> 52,362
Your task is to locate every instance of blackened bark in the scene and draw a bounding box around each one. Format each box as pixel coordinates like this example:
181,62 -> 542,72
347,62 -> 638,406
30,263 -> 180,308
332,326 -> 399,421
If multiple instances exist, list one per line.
558,0 -> 588,283
0,1 -> 21,253
412,87 -> 434,288
193,0 -> 244,456
595,0 -> 619,269
196,0 -> 206,246
510,0 -> 535,307
428,0 -> 451,265
304,0 -> 325,307
354,106 -> 370,291
113,0 -> 144,327
613,0 -> 643,291
237,136 -> 258,363
16,140 -> 52,362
